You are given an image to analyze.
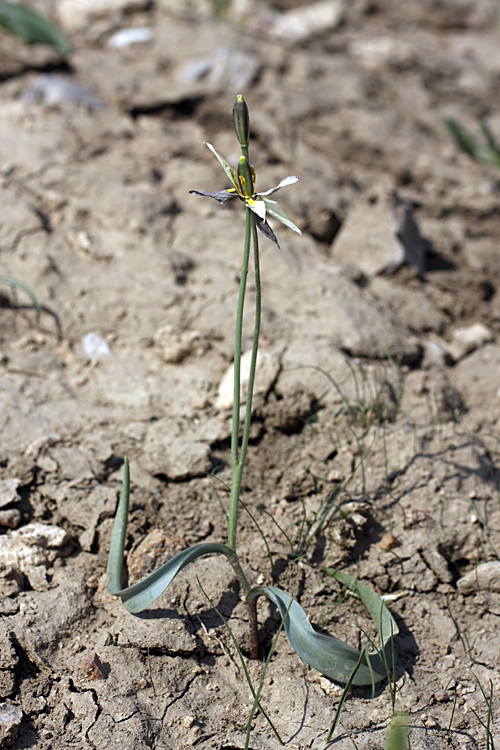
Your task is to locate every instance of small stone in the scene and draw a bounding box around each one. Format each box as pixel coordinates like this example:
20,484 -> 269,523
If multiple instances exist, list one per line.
449,323 -> 493,361
0,702 -> 23,746
154,324 -> 208,364
269,0 -> 343,42
0,480 -> 20,511
457,561 -> 500,594
127,529 -> 186,587
216,349 -> 280,410
57,0 -> 150,32
80,653 -> 106,681
0,510 -> 21,530
379,532 -> 400,551
0,598 -> 19,616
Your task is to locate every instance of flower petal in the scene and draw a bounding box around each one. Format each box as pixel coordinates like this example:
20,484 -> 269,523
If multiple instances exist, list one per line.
247,197 -> 266,220
257,218 -> 280,247
189,189 -> 238,204
258,176 -> 299,197
205,143 -> 239,191
262,197 -> 302,234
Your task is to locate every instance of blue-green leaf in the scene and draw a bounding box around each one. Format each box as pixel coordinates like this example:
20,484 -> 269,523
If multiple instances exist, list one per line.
0,275 -> 41,323
0,1 -> 72,55
106,458 -> 238,613
248,573 -> 398,686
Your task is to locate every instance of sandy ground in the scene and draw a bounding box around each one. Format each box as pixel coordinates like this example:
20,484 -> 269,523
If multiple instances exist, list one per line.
1,1 -> 500,748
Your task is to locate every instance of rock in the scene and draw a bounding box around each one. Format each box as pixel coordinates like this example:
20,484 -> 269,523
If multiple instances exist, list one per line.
0,479 -> 20,510
82,332 -> 112,361
369,277 -> 446,333
0,523 -> 72,590
269,0 -> 343,42
127,529 -> 186,586
422,338 -> 452,369
154,324 -> 208,364
0,510 -> 22,530
57,0 -> 150,32
21,76 -> 105,109
448,323 -> 494,361
140,424 -> 212,481
332,183 -> 426,276
457,561 -> 500,594
215,349 -> 280,411
349,36 -> 414,70
0,702 -> 23,746
108,27 -> 153,49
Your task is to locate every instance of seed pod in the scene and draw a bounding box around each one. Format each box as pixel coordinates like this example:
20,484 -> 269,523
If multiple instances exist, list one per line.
233,94 -> 250,148
237,156 -> 254,199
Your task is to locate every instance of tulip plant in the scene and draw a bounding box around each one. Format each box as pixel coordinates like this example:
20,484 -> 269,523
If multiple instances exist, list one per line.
107,97 -> 398,690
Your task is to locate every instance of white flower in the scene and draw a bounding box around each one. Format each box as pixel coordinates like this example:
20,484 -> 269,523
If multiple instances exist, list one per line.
190,143 -> 301,247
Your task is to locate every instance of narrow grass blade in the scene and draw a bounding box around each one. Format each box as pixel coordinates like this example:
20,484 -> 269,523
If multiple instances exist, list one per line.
248,573 -> 398,685
106,457 -> 238,613
0,276 -> 42,323
197,578 -> 283,747
0,1 -> 71,54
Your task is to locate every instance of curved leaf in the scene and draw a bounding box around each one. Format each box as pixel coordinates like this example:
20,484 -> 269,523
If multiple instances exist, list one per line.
106,458 -> 238,613
0,276 -> 41,323
0,1 -> 72,55
248,574 -> 398,686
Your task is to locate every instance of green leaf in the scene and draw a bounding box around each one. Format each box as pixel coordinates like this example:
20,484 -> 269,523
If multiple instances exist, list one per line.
106,457 -> 239,613
248,572 -> 398,686
445,117 -> 481,160
0,1 -> 72,55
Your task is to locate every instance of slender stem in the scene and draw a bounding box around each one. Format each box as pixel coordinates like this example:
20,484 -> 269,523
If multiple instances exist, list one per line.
228,205 -> 252,551
227,139 -> 261,659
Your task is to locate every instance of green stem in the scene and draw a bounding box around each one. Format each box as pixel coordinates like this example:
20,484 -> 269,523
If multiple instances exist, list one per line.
228,205 -> 252,550
227,142 -> 261,660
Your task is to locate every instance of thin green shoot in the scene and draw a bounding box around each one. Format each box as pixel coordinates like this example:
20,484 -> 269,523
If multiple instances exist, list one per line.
146,646 -> 157,698
385,713 -> 410,750
469,669 -> 497,750
245,596 -> 293,749
0,275 -> 41,323
196,577 -> 283,747
326,646 -> 367,743
258,505 -> 295,553
208,472 -> 230,524
446,593 -> 473,659
241,499 -> 276,583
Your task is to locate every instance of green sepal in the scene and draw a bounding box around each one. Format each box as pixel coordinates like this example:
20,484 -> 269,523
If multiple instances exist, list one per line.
205,143 -> 239,191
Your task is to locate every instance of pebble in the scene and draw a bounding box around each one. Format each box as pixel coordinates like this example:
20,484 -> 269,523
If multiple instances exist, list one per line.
215,349 -> 280,411
449,323 -> 493,361
0,479 -> 20,510
0,509 -> 21,530
21,75 -> 105,109
57,0 -> 150,33
154,324 -> 208,364
108,27 -> 153,49
269,0 -> 343,42
127,528 -> 186,586
331,182 -> 426,276
82,332 -> 112,361
0,703 -> 23,746
0,523 -> 72,590
457,561 -> 500,594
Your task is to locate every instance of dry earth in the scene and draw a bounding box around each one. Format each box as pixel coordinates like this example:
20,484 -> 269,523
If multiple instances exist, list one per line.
1,0 -> 500,748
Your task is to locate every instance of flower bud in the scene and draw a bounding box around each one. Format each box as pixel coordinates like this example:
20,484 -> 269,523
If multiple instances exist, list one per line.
233,94 -> 250,149
237,156 -> 254,199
